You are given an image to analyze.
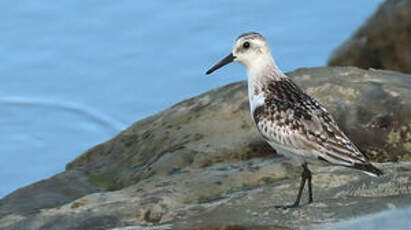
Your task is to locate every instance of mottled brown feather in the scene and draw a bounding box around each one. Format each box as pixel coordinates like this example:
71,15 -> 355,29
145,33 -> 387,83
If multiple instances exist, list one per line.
252,78 -> 367,165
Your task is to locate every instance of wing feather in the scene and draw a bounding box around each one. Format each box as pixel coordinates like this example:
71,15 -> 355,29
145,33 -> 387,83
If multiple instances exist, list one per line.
252,78 -> 367,166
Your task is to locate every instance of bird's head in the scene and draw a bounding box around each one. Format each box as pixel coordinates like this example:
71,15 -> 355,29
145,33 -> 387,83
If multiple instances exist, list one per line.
206,32 -> 272,75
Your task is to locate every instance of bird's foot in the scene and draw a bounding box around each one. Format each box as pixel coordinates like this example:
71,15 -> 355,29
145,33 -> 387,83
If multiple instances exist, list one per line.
274,203 -> 301,209
275,200 -> 313,209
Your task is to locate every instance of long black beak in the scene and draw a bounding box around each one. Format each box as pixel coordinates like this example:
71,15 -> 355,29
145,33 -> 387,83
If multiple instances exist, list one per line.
206,53 -> 236,75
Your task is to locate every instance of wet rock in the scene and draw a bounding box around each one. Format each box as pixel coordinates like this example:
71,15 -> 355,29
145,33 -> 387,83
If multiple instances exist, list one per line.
328,0 -> 411,74
0,67 -> 411,230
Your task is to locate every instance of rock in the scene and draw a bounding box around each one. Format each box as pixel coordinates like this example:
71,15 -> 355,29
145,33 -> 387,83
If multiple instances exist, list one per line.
328,0 -> 411,74
1,67 -> 411,230
0,170 -> 102,217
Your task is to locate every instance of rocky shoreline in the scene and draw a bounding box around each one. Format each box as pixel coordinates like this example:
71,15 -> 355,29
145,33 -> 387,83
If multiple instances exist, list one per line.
1,67 -> 410,230
3,2 -> 411,228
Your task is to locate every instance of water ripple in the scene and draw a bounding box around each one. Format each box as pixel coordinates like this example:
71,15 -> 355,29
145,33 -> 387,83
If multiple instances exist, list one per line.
0,96 -> 127,132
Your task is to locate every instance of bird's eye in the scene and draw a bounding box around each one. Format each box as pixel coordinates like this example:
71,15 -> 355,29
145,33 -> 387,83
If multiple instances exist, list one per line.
243,41 -> 250,49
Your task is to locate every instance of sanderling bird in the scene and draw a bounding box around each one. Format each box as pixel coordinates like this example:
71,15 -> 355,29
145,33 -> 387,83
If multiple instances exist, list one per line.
205,32 -> 383,209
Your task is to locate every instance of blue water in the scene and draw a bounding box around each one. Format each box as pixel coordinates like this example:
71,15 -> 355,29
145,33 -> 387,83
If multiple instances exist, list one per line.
0,0 -> 383,198
321,206 -> 411,230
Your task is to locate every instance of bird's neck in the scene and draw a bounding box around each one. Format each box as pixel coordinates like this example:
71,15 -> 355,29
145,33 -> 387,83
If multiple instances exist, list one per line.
246,56 -> 286,98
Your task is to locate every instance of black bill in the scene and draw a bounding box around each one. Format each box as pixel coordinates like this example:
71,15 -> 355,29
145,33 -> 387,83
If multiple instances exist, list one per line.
206,53 -> 236,75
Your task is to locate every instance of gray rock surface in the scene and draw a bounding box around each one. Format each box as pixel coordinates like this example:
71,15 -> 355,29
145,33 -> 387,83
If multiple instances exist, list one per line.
328,0 -> 411,74
1,67 -> 411,230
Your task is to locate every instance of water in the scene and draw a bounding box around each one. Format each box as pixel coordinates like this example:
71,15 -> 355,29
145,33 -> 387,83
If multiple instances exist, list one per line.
0,0 -> 383,198
321,206 -> 411,230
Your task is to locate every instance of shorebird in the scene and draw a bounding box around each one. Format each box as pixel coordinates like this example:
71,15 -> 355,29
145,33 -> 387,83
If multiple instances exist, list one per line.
205,32 -> 383,209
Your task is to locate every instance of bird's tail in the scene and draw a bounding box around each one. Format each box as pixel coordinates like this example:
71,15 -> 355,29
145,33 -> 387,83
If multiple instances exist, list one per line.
351,162 -> 383,177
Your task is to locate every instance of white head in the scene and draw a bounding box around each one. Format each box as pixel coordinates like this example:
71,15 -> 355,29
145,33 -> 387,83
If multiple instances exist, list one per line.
206,32 -> 276,75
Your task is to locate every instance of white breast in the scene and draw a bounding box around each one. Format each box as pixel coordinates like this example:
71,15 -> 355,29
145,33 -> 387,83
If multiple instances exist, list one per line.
247,74 -> 266,117
249,93 -> 265,115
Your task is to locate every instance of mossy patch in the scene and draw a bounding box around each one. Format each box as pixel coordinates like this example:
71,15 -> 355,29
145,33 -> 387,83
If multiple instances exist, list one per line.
88,174 -> 124,191
89,174 -> 111,188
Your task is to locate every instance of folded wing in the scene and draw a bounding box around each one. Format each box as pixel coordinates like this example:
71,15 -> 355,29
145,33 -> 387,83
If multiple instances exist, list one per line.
253,78 -> 368,167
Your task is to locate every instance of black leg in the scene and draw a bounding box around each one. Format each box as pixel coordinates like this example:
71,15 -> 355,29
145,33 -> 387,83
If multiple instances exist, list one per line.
275,163 -> 313,209
306,164 -> 313,203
